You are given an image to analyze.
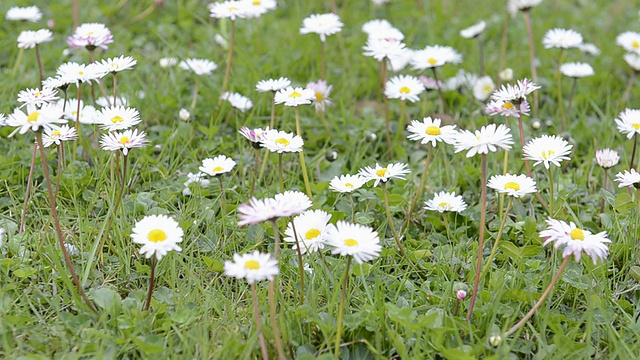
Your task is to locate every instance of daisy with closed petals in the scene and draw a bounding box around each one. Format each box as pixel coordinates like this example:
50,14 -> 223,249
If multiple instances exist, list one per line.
326,222 -> 381,264
359,163 -> 409,187
507,0 -> 543,16
406,117 -> 457,146
17,29 -> 53,49
299,13 -> 343,42
487,174 -> 537,198
274,86 -> 315,107
95,106 -> 141,131
256,77 -> 291,92
616,31 -> 640,54
615,169 -> 640,189
460,21 -> 486,39
284,210 -> 332,254
131,215 -> 183,261
523,135 -> 572,169
454,123 -> 514,158
542,28 -> 583,49
67,23 -> 114,50
615,108 -> 640,139
6,6 -> 42,22
224,251 -> 279,284
595,149 -> 620,169
100,129 -> 148,156
424,191 -> 467,213
384,75 -> 425,103
329,174 -> 366,193
260,129 -> 304,153
199,155 -> 236,176
42,125 -> 78,147
17,87 -> 59,108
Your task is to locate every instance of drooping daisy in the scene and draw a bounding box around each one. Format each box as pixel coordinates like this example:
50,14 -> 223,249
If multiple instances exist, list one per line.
411,45 -> 462,71
131,215 -> 183,260
624,53 -> 640,71
560,62 -> 594,78
274,86 -> 315,107
523,135 -> 573,169
384,75 -> 425,102
306,80 -> 333,112
95,106 -> 141,131
67,23 -> 114,50
220,92 -> 253,112
406,117 -> 457,146
17,87 -> 59,108
615,108 -> 640,139
5,104 -> 66,137
100,129 -> 149,156
199,155 -> 237,176
274,190 -> 313,217
42,125 -> 78,147
96,55 -> 137,74
256,77 -> 291,92
486,99 -> 531,118
460,21 -> 486,39
616,31 -> 640,54
615,169 -> 640,189
178,58 -> 218,76
284,210 -> 332,254
224,251 -> 279,284
595,149 -> 620,169
326,221 -> 381,264
329,174 -> 366,193
358,162 -> 410,187
472,76 -> 495,101
454,123 -> 514,158
540,218 -> 611,264
260,129 -> 304,153
6,6 -> 42,22
17,29 -> 53,49
579,43 -> 600,56
487,174 -> 537,198
542,28 -> 583,49
209,1 -> 250,21
424,191 -> 467,213
299,13 -> 344,42
507,0 -> 543,17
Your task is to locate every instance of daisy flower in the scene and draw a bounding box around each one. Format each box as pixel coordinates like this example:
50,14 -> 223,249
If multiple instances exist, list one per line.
131,215 -> 183,261
306,80 -> 333,112
460,21 -> 486,39
542,28 -> 583,49
595,149 -> 620,169
358,163 -> 410,187
237,196 -> 287,226
424,191 -> 467,213
42,125 -> 78,147
42,76 -> 70,90
486,99 -> 531,118
159,57 -> 179,68
579,43 -> 600,56
362,19 -> 394,37
624,53 -> 640,71
443,69 -> 478,92
615,108 -> 640,139
274,86 -> 315,107
507,0 -> 543,16
256,77 -> 291,92
284,210 -> 332,254
499,68 -> 514,81
95,106 -> 141,131
384,75 -> 425,102
411,45 -> 462,70
487,174 -> 537,198
6,6 -> 42,22
560,62 -> 594,78
238,126 -> 269,147
472,76 -> 495,101
242,0 -> 277,18
67,23 -> 114,50
362,37 -> 407,62
17,29 -> 53,49
406,117 -> 457,146
419,76 -> 444,90
199,155 -> 237,176
224,251 -> 279,284
96,96 -> 128,108
5,104 -> 66,137
100,129 -> 149,156
491,78 -> 540,102
615,169 -> 640,189
540,218 -> 610,264
179,108 -> 190,121
616,31 -> 640,54
17,87 -> 59,108
260,129 -> 304,153
97,55 -> 137,74
56,62 -> 104,85
326,221 -> 381,264
299,13 -> 344,42
523,135 -> 573,169
220,92 -> 253,112
183,172 -> 211,196
59,99 -> 98,124
179,58 -> 218,76
274,191 -> 313,217
329,174 -> 366,193
209,1 -> 249,21
454,123 -> 514,158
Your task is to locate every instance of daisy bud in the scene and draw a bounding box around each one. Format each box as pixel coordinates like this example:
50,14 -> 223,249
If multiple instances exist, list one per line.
532,120 -> 541,129
48,19 -> 55,28
499,68 -> 513,81
456,289 -> 467,301
214,34 -> 228,48
179,108 -> 190,121
545,120 -> 553,127
325,150 -> 338,162
62,49 -> 72,57
489,335 -> 502,347
366,133 -> 377,142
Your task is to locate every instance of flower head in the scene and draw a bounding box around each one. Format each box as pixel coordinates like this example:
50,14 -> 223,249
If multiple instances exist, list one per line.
595,149 -> 620,169
499,68 -> 514,81
284,210 -> 332,255
59,99 -> 98,124
274,86 -> 315,107
6,6 -> 42,22
615,108 -> 640,139
507,0 -> 543,16
616,31 -> 640,54
159,57 -> 179,68
6,104 -> 66,137
57,62 -> 105,84
486,99 -> 531,118
472,76 -> 495,101
460,21 -> 486,39
363,37 -> 407,62
615,169 -> 640,189
224,251 -> 279,284
624,53 -> 640,71
540,218 -> 610,264
300,13 -> 343,42
523,135 -> 573,169
42,125 -> 78,147
542,28 -> 583,49
579,43 -> 600,56
260,129 -> 304,153
491,78 -> 540,102
306,80 -> 333,112
67,23 -> 114,50
358,163 -> 410,187
100,129 -> 148,156
326,221 -> 381,264
256,77 -> 291,92
487,174 -> 537,198
454,123 -> 513,158
560,62 -> 594,78
210,1 -> 249,21
179,58 -> 218,76
221,92 -> 253,112
17,87 -> 59,108
424,191 -> 467,213
97,55 -> 137,74
237,191 -> 311,226
95,106 -> 141,131
131,215 -> 183,260
199,155 -> 237,176
384,75 -> 425,103
242,0 -> 277,18
273,191 -> 313,217
456,289 -> 468,300
411,45 -> 462,70
329,174 -> 366,193
406,117 -> 457,147
17,29 -> 53,49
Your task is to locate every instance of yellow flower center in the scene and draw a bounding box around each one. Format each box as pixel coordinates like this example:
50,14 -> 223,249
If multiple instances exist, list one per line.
399,86 -> 411,94
483,85 -> 492,92
438,201 -> 449,208
315,92 -> 324,102
541,150 -> 555,159
502,102 -> 515,110
244,260 -> 260,270
305,229 -> 320,240
633,40 -> 640,49
52,130 -> 61,137
427,58 -> 437,65
87,31 -> 94,37
147,229 -> 167,243
27,111 -> 40,123
78,71 -> 84,76
289,91 -> 302,98
119,136 -> 131,146
228,6 -> 239,11
376,168 -> 388,177
344,238 -> 358,247
633,123 -> 640,130
212,166 -> 224,172
275,138 -> 290,146
111,115 -> 124,123
504,181 -> 520,191
34,91 -> 41,97
253,0 -> 261,4
345,183 -> 354,188
570,228 -> 584,241
425,126 -> 441,135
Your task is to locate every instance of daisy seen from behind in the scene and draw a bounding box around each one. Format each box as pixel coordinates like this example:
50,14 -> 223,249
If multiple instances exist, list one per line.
595,149 -> 620,169
299,13 -> 343,42
542,28 -> 583,49
179,58 -> 217,76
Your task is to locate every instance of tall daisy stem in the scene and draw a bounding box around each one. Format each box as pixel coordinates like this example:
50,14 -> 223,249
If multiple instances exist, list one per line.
477,37 -> 485,77
54,143 -> 65,202
19,144 -> 38,233
250,149 -> 260,197
467,154 -> 487,321
498,0 -> 510,85
400,146 -> 433,234
73,83 -> 82,161
294,107 -> 313,200
11,48 -> 24,77
269,93 -> 277,129
431,67 -> 449,114
334,257 -> 352,357
321,41 -> 326,80
382,182 -> 406,256
565,78 -> 578,123
382,59 -> 392,160
143,257 -> 157,311
277,153 -> 284,193
519,116 -> 548,208
268,220 -> 285,360
35,45 -> 44,86
348,193 -> 356,222
505,256 -> 570,337
219,20 -> 235,106
35,132 -> 97,314
547,166 -> 554,216
622,70 -> 637,104
523,11 -> 539,117
113,73 -> 119,107
480,198 -> 512,281
190,76 -> 199,111
290,219 -> 305,305
395,100 -> 410,143
555,49 -> 565,131
250,283 -> 269,360
629,135 -> 638,170
600,169 -> 608,214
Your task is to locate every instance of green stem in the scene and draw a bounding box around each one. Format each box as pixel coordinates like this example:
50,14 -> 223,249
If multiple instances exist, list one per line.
334,257 -> 352,357
400,146 -> 433,234
113,73 -> 118,108
431,67 -> 449,114
548,166 -> 554,216
382,182 -> 406,256
477,36 -> 485,77
19,143 -> 38,233
143,257 -> 157,311
250,149 -> 260,198
190,76 -> 199,110
251,283 -> 269,360
11,47 -> 24,77
268,220 -> 285,360
321,40 -> 326,80
480,198 -> 513,281
35,45 -> 44,86
382,59 -> 392,160
270,92 -> 276,129
556,49 -> 565,131
565,77 -> 577,123
467,154 -> 487,321
294,107 -> 313,200
277,153 -> 284,193
290,218 -> 305,305
218,20 -> 235,106
348,193 -> 355,222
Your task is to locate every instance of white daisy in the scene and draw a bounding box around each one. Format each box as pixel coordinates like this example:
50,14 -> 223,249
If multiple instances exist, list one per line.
97,55 -> 137,74
616,31 -> 640,54
595,149 -> 620,169
179,108 -> 190,121
274,86 -> 315,107
487,174 -> 537,198
329,174 -> 366,193
491,78 -> 540,102
95,106 -> 141,131
56,62 -> 104,85
256,77 -> 291,92
326,221 -> 381,264
615,169 -> 640,189
299,13 -> 344,42
273,191 -> 313,217
472,76 -> 495,101
384,75 -> 425,103
499,68 -> 514,81
578,43 -> 600,56
460,21 -> 486,39
522,135 -> 573,169
131,215 -> 183,261
284,210 -> 332,254
5,104 -> 66,137
159,57 -> 179,68
238,126 -> 269,147
242,0 -> 277,18
406,117 -> 457,147
486,99 -> 531,118
540,218 -> 610,264
358,162 -> 410,187
6,6 -> 42,22
560,62 -> 594,78
542,28 -> 583,49
17,87 -> 59,108
179,58 -> 218,76
260,129 -> 304,153
237,196 -> 287,226
424,191 -> 467,213
615,108 -> 640,139
183,172 -> 211,196
507,0 -> 543,17
209,1 -> 250,21
42,76 -> 70,90
362,37 -> 407,62
67,23 -> 114,50
362,19 -> 394,37
199,155 -> 237,176
624,53 -> 640,71
454,123 -> 514,158
443,69 -> 478,92
95,96 -> 128,108
99,129 -> 149,156
220,92 -> 253,112
224,251 -> 279,284
42,125 -> 78,147
59,99 -> 98,124
17,29 -> 53,49
411,45 -> 462,70
306,80 -> 333,112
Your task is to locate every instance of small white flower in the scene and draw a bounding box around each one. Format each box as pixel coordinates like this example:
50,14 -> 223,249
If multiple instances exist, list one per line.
578,43 -> 600,56
6,6 -> 42,22
542,28 -> 583,49
179,58 -> 218,76
179,108 -> 190,121
487,174 -> 537,198
221,92 -> 253,112
159,57 -> 178,68
210,1 -> 250,21
131,215 -> 183,261
57,62 -> 105,85
411,45 -> 462,70
95,106 -> 141,131
5,104 -> 66,137
615,169 -> 640,189
67,23 -> 114,50
615,108 -> 640,139
624,53 -> 640,71
454,123 -> 514,158
306,80 -> 333,113
460,21 -> 486,39
363,37 -> 407,62
358,162 -> 410,187
42,125 -> 78,147
486,99 -> 530,118
540,218 -> 610,264
17,87 -> 59,107
260,129 -> 304,153
523,135 -> 573,169
97,55 -> 137,74
616,31 -> 640,54
507,0 -> 543,17
224,251 -> 279,284
329,174 -> 366,193
491,78 -> 540,102
560,62 -> 594,78
256,77 -> 291,92
274,191 -> 313,217
17,29 -> 53,49
406,117 -> 457,147
595,149 -> 620,169
99,129 -> 149,156
384,75 -> 425,103
274,86 -> 315,107
424,191 -> 467,213
472,76 -> 495,101
499,68 -> 514,81
300,13 -> 344,42
59,98 -> 98,124
199,155 -> 237,176
326,221 -> 381,264
284,210 -> 332,255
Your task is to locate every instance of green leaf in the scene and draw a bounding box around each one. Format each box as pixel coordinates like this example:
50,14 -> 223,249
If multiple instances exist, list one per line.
614,192 -> 635,213
203,257 -> 224,272
89,286 -> 121,311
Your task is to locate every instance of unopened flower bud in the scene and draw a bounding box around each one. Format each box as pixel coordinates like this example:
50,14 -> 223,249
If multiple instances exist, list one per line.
532,120 -> 541,130
499,68 -> 513,81
325,150 -> 338,162
456,289 -> 467,301
366,133 -> 377,142
179,108 -> 190,121
489,335 -> 502,347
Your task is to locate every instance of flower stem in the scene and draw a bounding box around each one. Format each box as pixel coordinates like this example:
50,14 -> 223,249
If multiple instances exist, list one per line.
74,83 -> 82,162
382,182 -> 406,256
467,154 -> 487,321
400,146 -> 433,234
394,100 -> 410,143
319,110 -> 334,140
334,257 -> 351,357
277,153 -> 284,193
290,218 -> 305,305
113,73 -> 118,108
54,143 -> 64,202
190,76 -> 199,111
11,48 -> 24,77
555,49 -> 565,131
294,107 -> 313,200
218,20 -> 235,106
35,45 -> 44,86
523,10 -> 539,118
622,70 -> 637,104
477,36 -> 485,77
321,40 -> 326,80
251,283 -> 269,360
269,92 -> 276,129
565,78 -> 578,124
600,169 -> 608,214
268,221 -> 285,360
547,166 -> 554,216
431,67 -> 449,114
35,132 -> 97,314
382,59 -> 392,160
505,256 -> 570,337
480,197 -> 512,281
19,143 -> 38,233
250,149 -> 260,198
630,135 -> 638,170
143,257 -> 157,311
348,193 -> 355,222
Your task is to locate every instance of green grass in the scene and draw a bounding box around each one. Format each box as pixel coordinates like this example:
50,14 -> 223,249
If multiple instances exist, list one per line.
1,0 -> 640,358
